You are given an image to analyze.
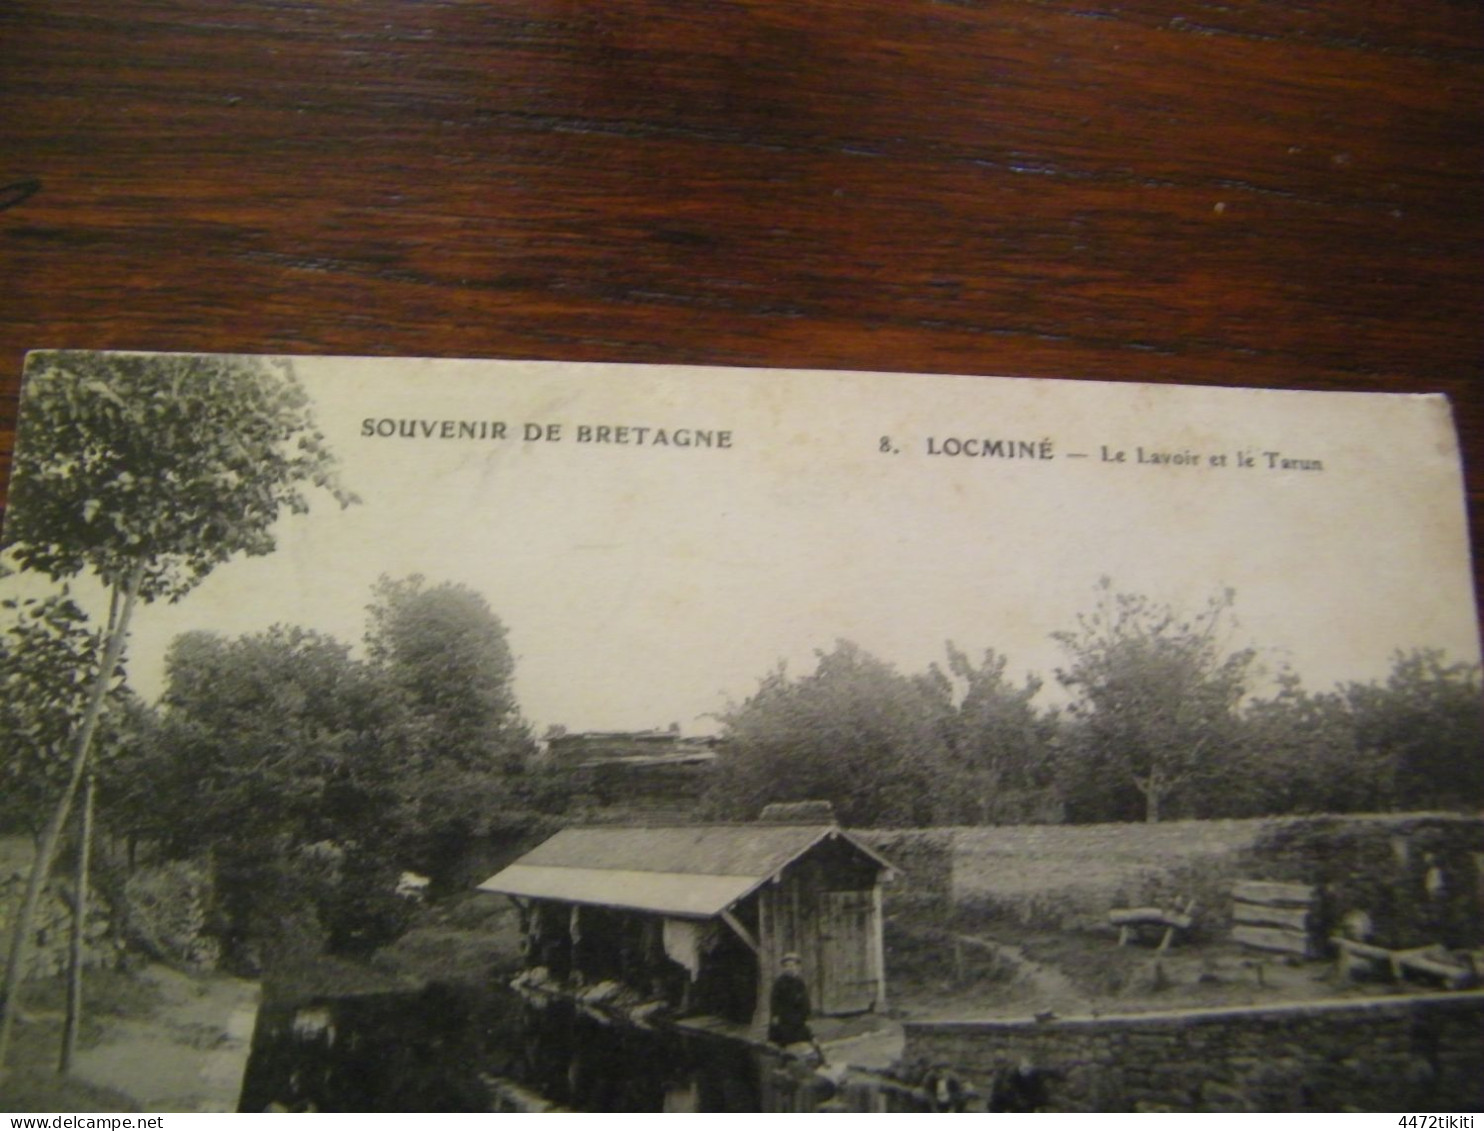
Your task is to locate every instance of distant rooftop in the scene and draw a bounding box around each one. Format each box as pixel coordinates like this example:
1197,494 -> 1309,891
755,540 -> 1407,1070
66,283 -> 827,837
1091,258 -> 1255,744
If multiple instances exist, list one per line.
543,728 -> 723,768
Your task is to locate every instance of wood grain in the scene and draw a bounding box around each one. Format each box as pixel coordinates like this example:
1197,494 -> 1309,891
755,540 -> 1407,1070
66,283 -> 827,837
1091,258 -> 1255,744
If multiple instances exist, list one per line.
2,0 -> 1481,621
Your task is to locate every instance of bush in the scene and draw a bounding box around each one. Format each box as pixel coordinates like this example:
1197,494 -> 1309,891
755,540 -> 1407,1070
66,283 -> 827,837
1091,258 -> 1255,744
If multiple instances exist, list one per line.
122,859 -> 219,969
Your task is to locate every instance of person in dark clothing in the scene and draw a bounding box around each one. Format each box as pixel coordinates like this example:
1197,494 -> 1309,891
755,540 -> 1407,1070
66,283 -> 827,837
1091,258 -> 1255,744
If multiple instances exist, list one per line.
768,953 -> 825,1062
991,1059 -> 1050,1112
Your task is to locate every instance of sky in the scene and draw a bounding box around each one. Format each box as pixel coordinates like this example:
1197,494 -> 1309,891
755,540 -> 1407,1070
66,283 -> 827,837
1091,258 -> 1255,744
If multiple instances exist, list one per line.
5,355 -> 1480,735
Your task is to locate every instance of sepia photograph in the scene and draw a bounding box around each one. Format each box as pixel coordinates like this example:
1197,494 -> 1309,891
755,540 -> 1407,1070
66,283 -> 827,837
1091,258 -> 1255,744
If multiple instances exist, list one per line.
0,351 -> 1481,1113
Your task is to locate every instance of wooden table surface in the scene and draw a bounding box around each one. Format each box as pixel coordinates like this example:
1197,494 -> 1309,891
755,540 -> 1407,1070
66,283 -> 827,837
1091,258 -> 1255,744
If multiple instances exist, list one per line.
2,1 -> 1481,624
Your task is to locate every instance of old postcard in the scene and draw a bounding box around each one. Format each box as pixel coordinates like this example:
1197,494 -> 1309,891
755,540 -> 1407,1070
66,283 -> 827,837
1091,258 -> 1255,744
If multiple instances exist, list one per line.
0,352 -> 1480,1113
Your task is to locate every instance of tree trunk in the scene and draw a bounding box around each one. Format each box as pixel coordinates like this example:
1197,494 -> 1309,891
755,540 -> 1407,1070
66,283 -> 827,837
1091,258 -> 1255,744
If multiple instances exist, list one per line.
1145,785 -> 1162,823
1133,769 -> 1165,823
60,771 -> 95,1074
0,562 -> 143,1075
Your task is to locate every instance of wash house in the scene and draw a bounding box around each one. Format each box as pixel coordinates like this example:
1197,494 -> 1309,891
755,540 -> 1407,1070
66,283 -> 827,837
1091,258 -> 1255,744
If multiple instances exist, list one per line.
479,821 -> 895,1027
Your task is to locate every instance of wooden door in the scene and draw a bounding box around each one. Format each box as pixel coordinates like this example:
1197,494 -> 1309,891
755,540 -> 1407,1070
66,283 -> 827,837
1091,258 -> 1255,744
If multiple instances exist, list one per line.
816,889 -> 878,1015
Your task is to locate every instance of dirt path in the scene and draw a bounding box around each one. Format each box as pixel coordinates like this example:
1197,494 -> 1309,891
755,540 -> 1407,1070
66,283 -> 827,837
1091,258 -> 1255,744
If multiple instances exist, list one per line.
907,934 -> 1095,1021
966,934 -> 1093,1015
70,965 -> 260,1113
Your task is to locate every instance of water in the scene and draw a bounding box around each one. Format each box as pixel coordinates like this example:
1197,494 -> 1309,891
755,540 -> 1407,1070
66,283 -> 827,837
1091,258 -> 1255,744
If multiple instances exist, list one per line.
238,981 -> 769,1112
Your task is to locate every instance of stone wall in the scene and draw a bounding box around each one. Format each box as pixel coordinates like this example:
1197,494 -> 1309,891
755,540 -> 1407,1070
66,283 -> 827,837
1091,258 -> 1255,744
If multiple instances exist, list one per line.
904,991 -> 1484,1111
0,873 -> 119,981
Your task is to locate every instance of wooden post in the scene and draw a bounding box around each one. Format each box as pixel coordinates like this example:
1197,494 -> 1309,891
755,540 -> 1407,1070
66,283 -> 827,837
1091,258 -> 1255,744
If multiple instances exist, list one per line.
753,888 -> 773,1032
568,905 -> 581,982
872,883 -> 886,1010
721,909 -> 759,954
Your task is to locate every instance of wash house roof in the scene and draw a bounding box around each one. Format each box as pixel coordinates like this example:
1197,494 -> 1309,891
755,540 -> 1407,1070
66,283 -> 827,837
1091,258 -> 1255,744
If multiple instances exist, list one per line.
478,824 -> 891,919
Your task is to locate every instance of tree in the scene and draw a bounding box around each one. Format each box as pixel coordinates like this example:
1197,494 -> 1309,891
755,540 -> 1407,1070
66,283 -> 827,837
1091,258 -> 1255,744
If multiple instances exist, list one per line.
1345,648 -> 1484,812
365,575 -> 530,774
6,353 -> 353,603
0,589 -> 144,1058
363,576 -> 541,886
917,645 -> 1058,823
1214,670 -> 1383,817
705,640 -> 953,826
1053,579 -> 1255,823
139,626 -> 409,964
0,351 -> 353,1069
148,628 -> 396,848
363,572 -> 540,872
123,575 -> 541,957
0,587 -> 121,837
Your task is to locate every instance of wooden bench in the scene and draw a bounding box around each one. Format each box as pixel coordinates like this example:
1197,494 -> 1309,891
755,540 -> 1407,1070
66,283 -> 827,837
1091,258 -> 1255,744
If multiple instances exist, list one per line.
1331,937 -> 1477,990
1108,899 -> 1196,951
